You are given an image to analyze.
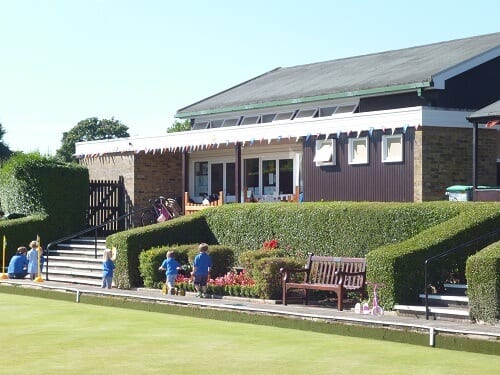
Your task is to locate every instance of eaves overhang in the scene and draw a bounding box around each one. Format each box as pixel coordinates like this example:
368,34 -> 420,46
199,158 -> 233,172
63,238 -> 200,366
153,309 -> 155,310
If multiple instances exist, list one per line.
175,82 -> 432,119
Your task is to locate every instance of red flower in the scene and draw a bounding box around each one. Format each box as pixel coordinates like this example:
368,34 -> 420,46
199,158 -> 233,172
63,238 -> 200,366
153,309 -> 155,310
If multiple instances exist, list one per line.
263,239 -> 278,250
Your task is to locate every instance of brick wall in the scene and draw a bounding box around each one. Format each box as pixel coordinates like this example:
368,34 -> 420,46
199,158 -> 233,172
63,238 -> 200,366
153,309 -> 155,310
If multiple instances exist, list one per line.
414,127 -> 497,201
133,152 -> 183,209
79,151 -> 183,210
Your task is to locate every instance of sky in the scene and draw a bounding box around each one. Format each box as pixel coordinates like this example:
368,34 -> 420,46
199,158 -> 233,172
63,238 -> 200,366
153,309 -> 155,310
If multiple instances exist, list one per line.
0,0 -> 498,155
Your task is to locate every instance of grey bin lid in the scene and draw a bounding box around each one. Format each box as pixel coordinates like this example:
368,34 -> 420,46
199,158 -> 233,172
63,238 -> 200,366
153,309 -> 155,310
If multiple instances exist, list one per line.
446,185 -> 473,192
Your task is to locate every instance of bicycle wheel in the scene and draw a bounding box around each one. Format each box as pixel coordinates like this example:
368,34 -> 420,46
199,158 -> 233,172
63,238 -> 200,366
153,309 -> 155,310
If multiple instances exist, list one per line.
141,209 -> 157,226
371,306 -> 384,316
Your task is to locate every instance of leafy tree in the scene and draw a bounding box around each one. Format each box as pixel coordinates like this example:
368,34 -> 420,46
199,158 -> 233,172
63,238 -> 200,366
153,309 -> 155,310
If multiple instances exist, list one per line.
56,117 -> 130,162
0,123 -> 13,160
167,119 -> 190,133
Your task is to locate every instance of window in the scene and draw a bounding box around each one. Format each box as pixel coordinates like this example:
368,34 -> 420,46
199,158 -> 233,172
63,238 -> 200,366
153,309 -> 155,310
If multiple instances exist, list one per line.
194,162 -> 208,197
278,159 -> 293,194
192,121 -> 209,130
244,158 -> 260,197
319,106 -> 337,117
261,114 -> 277,123
335,104 -> 357,114
241,115 -> 260,125
262,160 -> 276,195
274,111 -> 295,121
210,119 -> 224,128
313,139 -> 336,166
295,108 -> 317,119
348,137 -> 369,165
211,163 -> 223,195
222,118 -> 239,127
382,134 -> 403,163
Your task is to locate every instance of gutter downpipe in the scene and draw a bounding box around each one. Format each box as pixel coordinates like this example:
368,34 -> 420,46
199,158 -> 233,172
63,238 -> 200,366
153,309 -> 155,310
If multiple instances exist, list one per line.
472,122 -> 478,201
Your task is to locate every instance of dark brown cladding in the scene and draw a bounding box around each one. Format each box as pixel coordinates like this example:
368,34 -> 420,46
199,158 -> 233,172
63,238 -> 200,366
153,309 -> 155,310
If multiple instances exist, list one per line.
302,129 -> 414,202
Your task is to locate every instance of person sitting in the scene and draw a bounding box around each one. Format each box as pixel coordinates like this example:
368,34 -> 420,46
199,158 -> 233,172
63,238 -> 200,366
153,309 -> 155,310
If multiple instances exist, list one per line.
8,246 -> 29,279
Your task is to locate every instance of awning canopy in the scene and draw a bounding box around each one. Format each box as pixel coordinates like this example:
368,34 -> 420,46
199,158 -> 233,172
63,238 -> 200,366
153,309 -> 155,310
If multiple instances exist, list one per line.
75,106 -> 470,158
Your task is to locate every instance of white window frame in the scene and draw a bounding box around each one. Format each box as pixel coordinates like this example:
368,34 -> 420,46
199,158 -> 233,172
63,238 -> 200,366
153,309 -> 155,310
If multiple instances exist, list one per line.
348,136 -> 369,165
313,139 -> 336,166
382,134 -> 404,163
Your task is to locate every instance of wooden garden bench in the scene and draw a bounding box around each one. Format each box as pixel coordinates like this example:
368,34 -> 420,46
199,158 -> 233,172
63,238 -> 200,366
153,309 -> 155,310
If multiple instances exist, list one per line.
280,254 -> 366,311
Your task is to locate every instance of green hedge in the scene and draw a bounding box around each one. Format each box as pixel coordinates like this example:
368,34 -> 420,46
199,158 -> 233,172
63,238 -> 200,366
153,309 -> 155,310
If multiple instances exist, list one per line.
107,213 -> 217,289
367,203 -> 500,309
139,243 -> 235,289
203,201 -> 461,260
0,153 -> 89,259
139,245 -> 190,289
466,241 -> 500,323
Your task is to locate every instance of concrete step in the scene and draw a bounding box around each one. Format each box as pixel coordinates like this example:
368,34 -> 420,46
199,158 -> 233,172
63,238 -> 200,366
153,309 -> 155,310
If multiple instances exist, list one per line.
48,249 -> 105,258
48,267 -> 102,278
45,237 -> 109,287
46,275 -> 103,287
394,304 -> 470,322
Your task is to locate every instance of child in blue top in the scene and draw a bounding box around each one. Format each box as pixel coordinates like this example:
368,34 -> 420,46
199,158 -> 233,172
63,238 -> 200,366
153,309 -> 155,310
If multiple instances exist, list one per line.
192,243 -> 212,298
159,251 -> 181,294
27,240 -> 43,280
7,246 -> 28,279
102,249 -> 115,289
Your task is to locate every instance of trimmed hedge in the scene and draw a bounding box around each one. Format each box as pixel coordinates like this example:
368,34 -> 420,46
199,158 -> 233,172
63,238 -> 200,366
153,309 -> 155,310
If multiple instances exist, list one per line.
108,200 -> 500,312
107,213 -> 217,289
466,241 -> 500,323
139,243 -> 235,289
367,203 -> 500,309
203,201 -> 461,260
0,153 -> 89,259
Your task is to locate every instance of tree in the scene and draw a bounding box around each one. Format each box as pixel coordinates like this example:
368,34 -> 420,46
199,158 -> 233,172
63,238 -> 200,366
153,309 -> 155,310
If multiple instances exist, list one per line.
0,123 -> 13,160
56,117 -> 130,162
167,119 -> 190,133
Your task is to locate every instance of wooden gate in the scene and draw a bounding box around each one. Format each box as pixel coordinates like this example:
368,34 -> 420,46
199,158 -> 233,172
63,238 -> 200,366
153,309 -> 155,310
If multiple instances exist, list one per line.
88,177 -> 125,236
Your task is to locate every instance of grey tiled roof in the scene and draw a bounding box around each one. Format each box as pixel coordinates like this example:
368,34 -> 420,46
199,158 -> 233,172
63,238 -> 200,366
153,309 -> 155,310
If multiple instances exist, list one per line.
177,33 -> 500,117
467,100 -> 500,121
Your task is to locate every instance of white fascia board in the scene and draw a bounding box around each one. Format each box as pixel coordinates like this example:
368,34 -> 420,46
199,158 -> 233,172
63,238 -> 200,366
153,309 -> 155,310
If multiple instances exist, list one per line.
75,107 -> 477,157
432,47 -> 500,89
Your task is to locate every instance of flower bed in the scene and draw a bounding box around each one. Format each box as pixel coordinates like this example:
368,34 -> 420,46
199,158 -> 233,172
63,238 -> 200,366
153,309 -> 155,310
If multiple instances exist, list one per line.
175,269 -> 258,298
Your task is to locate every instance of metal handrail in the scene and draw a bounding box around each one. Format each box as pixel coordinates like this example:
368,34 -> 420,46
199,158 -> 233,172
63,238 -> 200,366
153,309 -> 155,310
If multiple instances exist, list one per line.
424,228 -> 500,320
44,206 -> 149,281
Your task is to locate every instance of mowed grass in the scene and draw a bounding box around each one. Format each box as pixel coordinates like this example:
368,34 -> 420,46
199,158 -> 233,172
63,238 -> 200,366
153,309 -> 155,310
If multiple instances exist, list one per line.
1,293 -> 498,374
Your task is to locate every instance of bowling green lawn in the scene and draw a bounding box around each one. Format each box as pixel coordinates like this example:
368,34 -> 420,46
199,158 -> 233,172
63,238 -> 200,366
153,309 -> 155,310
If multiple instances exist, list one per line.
0,293 -> 498,374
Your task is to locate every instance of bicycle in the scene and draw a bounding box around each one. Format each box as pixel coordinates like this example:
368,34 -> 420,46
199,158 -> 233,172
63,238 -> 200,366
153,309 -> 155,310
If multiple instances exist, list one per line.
354,282 -> 384,316
141,196 -> 176,226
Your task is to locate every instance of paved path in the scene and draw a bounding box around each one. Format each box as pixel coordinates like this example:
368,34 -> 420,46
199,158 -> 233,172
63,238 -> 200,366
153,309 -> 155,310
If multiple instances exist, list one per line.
1,278 -> 500,345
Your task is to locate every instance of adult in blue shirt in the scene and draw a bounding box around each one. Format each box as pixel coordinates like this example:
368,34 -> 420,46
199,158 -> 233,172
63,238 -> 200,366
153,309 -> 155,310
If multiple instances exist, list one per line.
192,243 -> 212,298
8,246 -> 28,279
